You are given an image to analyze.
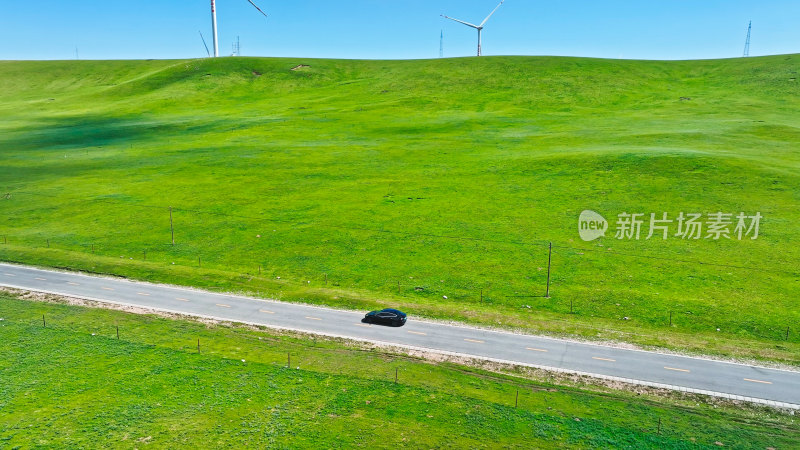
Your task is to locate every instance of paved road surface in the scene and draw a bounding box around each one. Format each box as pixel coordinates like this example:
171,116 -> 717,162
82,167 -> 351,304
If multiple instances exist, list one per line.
1,262 -> 798,409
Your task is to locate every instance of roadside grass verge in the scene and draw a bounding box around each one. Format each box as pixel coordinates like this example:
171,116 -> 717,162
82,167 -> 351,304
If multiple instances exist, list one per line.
1,293 -> 797,448
2,246 -> 798,367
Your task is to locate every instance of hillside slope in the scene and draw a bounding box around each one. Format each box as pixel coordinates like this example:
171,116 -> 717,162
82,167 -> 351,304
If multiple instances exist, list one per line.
1,55 -> 798,359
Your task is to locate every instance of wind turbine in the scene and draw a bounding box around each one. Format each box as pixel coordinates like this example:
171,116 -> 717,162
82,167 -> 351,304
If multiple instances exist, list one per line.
209,0 -> 268,58
199,31 -> 211,57
441,1 -> 505,57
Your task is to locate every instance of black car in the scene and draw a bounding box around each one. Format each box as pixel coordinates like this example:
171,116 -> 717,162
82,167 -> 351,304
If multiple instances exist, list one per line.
362,308 -> 407,327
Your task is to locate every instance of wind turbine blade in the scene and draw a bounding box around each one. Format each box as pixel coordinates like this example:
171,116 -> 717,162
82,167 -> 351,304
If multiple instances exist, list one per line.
479,0 -> 505,27
199,31 -> 211,57
245,0 -> 268,18
440,15 -> 479,29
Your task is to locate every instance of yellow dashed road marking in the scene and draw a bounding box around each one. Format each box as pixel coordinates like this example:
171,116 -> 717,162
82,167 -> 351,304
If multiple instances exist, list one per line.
664,367 -> 690,373
68,282 -> 80,286
216,304 -> 231,308
259,309 -> 275,314
592,357 -> 616,362
743,378 -> 772,385
407,331 -> 427,336
176,297 -> 189,302
464,338 -> 484,344
306,316 -> 322,321
526,347 -> 548,352
35,277 -> 47,281
137,292 -> 150,296
102,287 -> 114,291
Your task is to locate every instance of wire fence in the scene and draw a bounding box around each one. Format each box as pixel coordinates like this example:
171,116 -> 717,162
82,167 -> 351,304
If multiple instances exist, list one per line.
24,312 -> 800,421
1,190 -> 798,343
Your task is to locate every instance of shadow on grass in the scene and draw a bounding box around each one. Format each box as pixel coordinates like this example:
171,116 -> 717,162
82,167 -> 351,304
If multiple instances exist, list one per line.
0,115 -> 216,152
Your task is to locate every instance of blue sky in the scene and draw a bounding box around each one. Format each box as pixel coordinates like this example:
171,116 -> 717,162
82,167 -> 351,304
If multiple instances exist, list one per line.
1,1 -> 798,60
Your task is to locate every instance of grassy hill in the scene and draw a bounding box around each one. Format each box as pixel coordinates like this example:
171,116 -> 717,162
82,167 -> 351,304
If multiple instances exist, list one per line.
0,55 -> 799,360
2,293 -> 797,448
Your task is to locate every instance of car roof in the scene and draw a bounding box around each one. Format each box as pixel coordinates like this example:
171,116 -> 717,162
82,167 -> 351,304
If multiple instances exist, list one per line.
380,308 -> 406,317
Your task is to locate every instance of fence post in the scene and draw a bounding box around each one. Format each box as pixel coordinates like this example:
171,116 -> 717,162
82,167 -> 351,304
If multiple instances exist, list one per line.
546,242 -> 552,298
116,325 -> 120,339
197,339 -> 200,353
669,311 -> 672,327
169,207 -> 175,246
287,352 -> 291,368
42,314 -> 46,327
787,327 -> 790,341
47,239 -> 50,248
198,257 -> 201,268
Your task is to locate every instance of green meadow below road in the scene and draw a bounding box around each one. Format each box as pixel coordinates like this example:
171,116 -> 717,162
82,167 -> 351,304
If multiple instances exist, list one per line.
0,55 -> 799,363
1,294 -> 798,448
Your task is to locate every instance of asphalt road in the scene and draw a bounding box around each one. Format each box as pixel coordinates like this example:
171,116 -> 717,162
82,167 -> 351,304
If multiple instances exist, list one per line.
1,262 -> 798,409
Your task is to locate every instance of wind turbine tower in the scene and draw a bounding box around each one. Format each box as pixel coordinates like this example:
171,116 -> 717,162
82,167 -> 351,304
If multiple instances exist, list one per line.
211,0 -> 220,57
209,0 -> 268,58
440,30 -> 444,58
441,0 -> 505,56
743,21 -> 752,57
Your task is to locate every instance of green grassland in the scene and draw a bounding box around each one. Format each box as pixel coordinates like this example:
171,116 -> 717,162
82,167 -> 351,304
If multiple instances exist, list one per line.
0,55 -> 799,362
1,294 -> 797,448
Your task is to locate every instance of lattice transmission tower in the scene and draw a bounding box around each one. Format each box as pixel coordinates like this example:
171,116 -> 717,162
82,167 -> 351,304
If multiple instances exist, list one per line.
232,36 -> 241,56
743,21 -> 751,57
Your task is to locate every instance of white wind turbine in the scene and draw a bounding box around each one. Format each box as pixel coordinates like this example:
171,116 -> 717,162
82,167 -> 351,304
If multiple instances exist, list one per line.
441,1 -> 505,57
210,0 -> 268,57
